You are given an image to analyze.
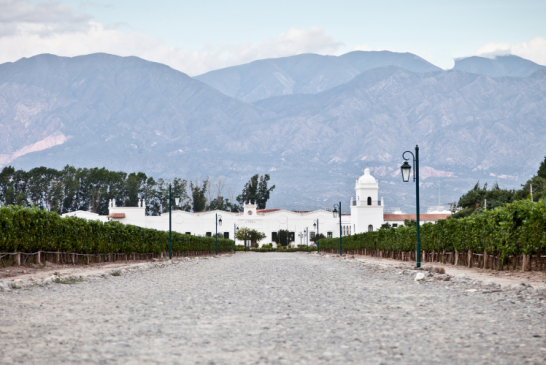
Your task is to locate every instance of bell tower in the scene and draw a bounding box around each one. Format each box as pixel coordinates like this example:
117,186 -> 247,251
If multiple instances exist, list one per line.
350,168 -> 384,233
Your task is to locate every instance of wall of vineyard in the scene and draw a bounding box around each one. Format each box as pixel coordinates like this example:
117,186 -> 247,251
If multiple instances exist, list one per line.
318,200 -> 546,268
0,206 -> 234,255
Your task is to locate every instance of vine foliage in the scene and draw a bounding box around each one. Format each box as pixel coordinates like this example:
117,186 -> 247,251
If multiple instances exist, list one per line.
0,205 -> 234,254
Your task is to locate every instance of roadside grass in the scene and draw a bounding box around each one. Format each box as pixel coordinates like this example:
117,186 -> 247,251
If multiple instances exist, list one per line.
53,276 -> 84,284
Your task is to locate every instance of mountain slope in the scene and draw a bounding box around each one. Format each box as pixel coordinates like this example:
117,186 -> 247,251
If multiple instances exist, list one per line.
452,55 -> 546,78
194,51 -> 441,103
2,54 -> 546,211
254,66 -> 546,172
0,53 -> 265,174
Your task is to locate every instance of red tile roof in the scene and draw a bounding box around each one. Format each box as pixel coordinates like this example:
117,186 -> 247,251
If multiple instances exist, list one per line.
256,209 -> 281,213
383,213 -> 450,221
107,213 -> 126,218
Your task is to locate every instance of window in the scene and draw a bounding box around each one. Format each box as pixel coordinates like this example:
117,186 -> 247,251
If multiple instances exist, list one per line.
392,223 -> 398,228
185,232 -> 191,235
327,231 -> 333,238
368,225 -> 373,232
289,232 -> 295,242
367,197 -> 372,206
310,232 -> 316,239
206,232 -> 211,237
224,232 -> 229,239
272,232 -> 278,242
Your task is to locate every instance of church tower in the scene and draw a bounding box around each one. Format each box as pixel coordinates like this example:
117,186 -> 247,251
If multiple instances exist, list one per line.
350,168 -> 384,233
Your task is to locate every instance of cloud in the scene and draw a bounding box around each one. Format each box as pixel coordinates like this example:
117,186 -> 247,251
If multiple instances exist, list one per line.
0,0 -> 91,36
474,36 -> 546,66
0,1 -> 344,75
353,44 -> 372,51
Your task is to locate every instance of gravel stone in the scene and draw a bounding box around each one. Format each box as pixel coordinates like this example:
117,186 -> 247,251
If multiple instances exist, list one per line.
0,252 -> 545,364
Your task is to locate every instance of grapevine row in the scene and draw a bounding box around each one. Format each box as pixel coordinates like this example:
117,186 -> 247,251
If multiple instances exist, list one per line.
0,206 -> 234,254
319,199 -> 546,264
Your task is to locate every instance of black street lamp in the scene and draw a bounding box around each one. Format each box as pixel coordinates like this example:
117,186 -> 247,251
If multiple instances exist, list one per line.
215,214 -> 222,255
401,145 -> 421,268
168,184 -> 180,260
313,219 -> 320,253
333,202 -> 342,256
303,227 -> 309,253
234,224 -> 239,254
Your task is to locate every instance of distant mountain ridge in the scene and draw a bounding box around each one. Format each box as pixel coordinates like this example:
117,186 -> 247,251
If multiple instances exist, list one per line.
1,52 -> 545,211
452,55 -> 546,78
194,51 -> 442,103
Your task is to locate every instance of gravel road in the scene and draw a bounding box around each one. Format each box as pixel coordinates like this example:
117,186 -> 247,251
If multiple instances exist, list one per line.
1,252 -> 545,364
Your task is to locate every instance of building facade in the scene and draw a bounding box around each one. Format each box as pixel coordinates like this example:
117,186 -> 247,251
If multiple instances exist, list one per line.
62,168 -> 449,246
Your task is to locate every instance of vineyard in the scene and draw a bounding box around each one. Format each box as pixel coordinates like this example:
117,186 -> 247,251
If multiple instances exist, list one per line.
0,206 -> 234,266
319,199 -> 546,271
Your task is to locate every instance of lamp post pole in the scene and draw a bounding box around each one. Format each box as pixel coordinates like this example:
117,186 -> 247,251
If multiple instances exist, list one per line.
314,219 -> 320,253
333,202 -> 342,256
401,145 -> 421,268
169,184 -> 172,259
304,227 -> 309,253
215,214 -> 222,255
234,224 -> 238,254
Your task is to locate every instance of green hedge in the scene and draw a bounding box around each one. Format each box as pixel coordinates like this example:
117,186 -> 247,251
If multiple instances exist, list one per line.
0,206 -> 234,254
318,199 -> 546,261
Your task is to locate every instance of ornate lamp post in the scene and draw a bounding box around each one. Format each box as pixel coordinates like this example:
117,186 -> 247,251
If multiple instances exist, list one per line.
168,184 -> 180,260
298,232 -> 303,248
401,145 -> 421,268
333,202 -> 342,256
313,219 -> 320,253
215,214 -> 222,255
234,224 -> 239,254
304,227 -> 309,252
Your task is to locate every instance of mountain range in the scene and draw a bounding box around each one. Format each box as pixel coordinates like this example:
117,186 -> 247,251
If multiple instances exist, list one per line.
1,51 -> 545,211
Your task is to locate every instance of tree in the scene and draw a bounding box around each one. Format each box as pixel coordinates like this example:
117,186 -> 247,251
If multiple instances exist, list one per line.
538,155 -> 546,179
235,227 -> 266,247
237,174 -> 276,209
273,229 -> 292,246
310,233 -> 325,243
190,177 -> 209,212
124,172 -> 147,207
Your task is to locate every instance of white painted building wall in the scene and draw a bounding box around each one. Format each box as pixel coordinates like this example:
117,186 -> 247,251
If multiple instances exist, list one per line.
350,168 -> 384,234
62,169 -> 388,246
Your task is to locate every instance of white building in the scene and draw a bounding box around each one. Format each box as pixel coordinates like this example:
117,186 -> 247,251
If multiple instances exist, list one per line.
350,168 -> 384,234
62,168 -> 449,246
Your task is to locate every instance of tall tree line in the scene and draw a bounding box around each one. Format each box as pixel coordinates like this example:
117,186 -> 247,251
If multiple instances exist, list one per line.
0,166 -> 275,216
453,155 -> 546,218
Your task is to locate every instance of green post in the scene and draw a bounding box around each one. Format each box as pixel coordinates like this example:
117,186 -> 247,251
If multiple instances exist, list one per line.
215,213 -> 218,255
168,184 -> 172,260
317,220 -> 320,253
339,202 -> 342,256
415,145 -> 421,268
233,224 -> 237,254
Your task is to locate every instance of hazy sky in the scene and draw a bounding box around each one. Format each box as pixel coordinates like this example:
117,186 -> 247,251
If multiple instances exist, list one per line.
1,0 -> 545,75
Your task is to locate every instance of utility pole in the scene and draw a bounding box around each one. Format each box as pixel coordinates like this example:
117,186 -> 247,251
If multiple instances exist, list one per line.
521,183 -> 542,202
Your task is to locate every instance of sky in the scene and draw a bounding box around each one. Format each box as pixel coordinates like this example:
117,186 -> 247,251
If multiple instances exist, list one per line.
0,0 -> 545,76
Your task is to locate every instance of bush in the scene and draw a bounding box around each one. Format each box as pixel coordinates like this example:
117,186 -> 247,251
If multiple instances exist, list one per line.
0,205 -> 234,254
317,199 -> 546,261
